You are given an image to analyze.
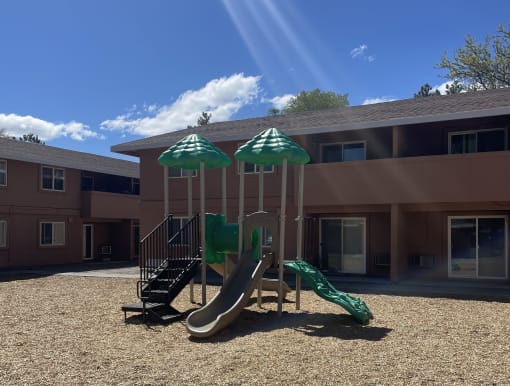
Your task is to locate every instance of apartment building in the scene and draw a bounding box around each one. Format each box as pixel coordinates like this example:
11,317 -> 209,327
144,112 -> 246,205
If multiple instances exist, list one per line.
112,88 -> 510,282
0,138 -> 140,267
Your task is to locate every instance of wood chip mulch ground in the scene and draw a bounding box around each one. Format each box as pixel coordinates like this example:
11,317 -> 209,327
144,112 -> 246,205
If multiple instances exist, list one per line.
1,275 -> 509,385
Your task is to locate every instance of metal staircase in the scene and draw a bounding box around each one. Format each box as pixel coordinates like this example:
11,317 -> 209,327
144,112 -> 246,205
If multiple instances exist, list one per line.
122,214 -> 201,323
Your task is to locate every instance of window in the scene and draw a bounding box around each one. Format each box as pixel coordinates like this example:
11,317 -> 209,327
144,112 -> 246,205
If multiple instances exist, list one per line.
449,216 -> 507,279
242,163 -> 274,174
449,129 -> 505,154
321,142 -> 366,163
131,178 -> 140,194
40,222 -> 65,246
0,220 -> 6,248
41,166 -> 65,191
320,218 -> 366,274
81,175 -> 94,191
0,160 -> 6,186
168,168 -> 197,178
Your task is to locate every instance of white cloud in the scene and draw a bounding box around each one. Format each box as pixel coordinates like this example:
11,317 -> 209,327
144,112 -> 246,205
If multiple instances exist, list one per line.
100,73 -> 261,136
350,44 -> 375,63
362,96 -> 397,105
263,94 -> 295,110
0,113 -> 103,141
350,44 -> 368,58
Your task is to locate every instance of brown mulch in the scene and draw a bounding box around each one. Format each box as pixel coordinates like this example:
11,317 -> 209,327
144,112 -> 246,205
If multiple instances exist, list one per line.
1,275 -> 509,385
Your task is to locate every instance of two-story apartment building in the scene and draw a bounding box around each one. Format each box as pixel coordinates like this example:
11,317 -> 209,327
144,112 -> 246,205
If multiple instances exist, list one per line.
112,88 -> 510,282
0,138 -> 140,267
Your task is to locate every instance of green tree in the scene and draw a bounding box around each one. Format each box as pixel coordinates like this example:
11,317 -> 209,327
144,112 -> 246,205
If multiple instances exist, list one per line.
196,111 -> 212,126
414,83 -> 440,97
187,112 -> 212,129
18,133 -> 45,144
437,24 -> 510,90
267,107 -> 281,116
283,89 -> 349,113
445,80 -> 465,95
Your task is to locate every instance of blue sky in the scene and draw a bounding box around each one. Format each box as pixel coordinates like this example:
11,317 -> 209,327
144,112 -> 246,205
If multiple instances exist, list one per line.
0,0 -> 508,160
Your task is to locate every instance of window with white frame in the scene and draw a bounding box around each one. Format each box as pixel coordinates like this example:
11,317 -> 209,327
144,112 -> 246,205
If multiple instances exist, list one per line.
0,160 -> 6,186
0,220 -> 7,248
243,163 -> 274,174
40,222 -> 65,246
41,166 -> 65,191
321,141 -> 366,163
168,168 -> 197,178
449,128 -> 506,154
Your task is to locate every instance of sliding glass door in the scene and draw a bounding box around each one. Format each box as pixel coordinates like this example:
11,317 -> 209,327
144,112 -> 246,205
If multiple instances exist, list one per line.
320,218 -> 366,274
449,216 -> 507,279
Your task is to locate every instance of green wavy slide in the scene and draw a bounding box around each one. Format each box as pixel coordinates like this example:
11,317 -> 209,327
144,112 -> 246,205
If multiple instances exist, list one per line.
284,259 -> 373,325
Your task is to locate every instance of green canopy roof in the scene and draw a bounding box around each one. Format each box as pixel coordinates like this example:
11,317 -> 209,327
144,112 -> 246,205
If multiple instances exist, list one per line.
158,134 -> 231,169
234,127 -> 310,166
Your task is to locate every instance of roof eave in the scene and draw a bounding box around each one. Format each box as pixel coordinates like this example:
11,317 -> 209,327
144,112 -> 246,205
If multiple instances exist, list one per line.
110,105 -> 510,154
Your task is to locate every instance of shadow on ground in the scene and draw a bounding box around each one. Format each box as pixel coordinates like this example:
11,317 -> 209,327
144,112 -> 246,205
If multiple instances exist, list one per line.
188,307 -> 391,343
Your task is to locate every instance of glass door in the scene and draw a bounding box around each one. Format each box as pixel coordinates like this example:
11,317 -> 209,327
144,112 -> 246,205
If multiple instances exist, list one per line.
341,219 -> 366,274
449,217 -> 507,279
478,218 -> 506,278
320,218 -> 366,274
82,224 -> 93,260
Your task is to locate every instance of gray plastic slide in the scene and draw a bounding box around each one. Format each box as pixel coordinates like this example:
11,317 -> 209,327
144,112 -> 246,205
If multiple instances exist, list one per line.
208,262 -> 291,298
186,253 -> 272,338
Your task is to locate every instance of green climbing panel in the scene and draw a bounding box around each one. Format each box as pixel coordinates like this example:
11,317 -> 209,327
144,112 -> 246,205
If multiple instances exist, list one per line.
284,259 -> 373,325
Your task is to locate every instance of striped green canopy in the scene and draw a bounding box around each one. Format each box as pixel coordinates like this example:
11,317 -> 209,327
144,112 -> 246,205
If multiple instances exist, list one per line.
234,127 -> 310,166
158,134 -> 231,169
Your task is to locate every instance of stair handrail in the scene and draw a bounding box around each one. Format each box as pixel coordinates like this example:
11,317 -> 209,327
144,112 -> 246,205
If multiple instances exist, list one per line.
138,214 -> 201,301
139,215 -> 173,284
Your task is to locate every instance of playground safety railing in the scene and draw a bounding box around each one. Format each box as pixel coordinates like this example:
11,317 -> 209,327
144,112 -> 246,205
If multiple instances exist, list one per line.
138,213 -> 201,299
139,214 -> 174,284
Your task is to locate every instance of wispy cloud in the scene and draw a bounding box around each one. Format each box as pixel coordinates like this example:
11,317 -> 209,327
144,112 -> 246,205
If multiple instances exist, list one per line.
0,113 -> 103,141
350,44 -> 375,63
101,73 -> 261,136
362,96 -> 397,105
262,94 -> 295,110
350,44 -> 368,58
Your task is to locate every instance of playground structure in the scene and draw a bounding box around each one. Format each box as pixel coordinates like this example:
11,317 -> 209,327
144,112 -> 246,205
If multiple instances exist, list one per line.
123,127 -> 373,334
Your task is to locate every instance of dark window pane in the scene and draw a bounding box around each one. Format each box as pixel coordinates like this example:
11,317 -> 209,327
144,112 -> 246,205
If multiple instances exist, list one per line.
0,160 -> 6,185
450,133 -> 476,154
54,169 -> 64,191
42,168 -> 53,189
343,143 -> 365,161
477,130 -> 505,152
168,168 -> 183,178
41,223 -> 53,244
322,144 -> 342,163
244,163 -> 256,173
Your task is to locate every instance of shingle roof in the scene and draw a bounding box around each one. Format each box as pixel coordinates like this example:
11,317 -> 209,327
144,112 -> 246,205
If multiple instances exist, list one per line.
112,88 -> 510,156
0,138 -> 139,178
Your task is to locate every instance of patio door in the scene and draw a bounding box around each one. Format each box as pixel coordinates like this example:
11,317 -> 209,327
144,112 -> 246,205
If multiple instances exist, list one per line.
449,216 -> 507,279
83,224 -> 94,260
320,218 -> 366,274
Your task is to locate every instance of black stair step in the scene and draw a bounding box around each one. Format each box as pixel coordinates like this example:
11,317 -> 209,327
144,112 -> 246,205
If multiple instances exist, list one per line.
145,289 -> 169,295
121,302 -> 183,324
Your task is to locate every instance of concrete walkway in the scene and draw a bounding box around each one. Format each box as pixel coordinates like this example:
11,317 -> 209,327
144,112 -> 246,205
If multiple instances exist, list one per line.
2,261 -> 510,301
